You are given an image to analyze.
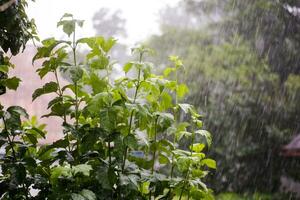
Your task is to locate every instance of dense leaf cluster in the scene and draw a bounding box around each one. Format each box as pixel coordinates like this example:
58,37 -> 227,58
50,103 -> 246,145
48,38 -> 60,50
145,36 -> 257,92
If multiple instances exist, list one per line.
0,0 -> 37,55
0,14 -> 216,199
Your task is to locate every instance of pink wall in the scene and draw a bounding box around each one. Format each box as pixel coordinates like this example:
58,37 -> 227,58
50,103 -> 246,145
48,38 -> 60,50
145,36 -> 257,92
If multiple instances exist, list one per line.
0,45 -> 66,144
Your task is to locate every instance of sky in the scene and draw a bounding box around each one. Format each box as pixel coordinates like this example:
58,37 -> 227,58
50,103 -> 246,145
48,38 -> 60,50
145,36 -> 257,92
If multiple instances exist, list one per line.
27,0 -> 180,46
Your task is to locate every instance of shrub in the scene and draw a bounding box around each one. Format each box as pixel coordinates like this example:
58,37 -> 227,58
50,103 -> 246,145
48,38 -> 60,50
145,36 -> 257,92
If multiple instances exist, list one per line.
0,14 -> 215,199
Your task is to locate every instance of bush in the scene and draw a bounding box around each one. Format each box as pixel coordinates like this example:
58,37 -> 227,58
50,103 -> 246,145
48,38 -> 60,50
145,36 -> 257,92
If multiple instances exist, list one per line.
0,14 -> 215,199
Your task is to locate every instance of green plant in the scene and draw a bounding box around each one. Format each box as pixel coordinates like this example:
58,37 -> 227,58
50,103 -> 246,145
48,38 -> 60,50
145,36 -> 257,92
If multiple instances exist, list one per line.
0,14 -> 215,199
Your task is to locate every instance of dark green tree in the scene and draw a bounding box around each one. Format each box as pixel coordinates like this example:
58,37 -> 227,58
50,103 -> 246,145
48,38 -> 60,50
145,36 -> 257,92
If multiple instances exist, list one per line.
0,0 -> 37,55
146,1 -> 300,195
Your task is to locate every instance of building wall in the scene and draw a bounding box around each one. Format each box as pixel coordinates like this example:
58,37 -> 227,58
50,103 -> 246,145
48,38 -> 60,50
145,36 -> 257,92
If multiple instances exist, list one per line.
0,45 -> 66,144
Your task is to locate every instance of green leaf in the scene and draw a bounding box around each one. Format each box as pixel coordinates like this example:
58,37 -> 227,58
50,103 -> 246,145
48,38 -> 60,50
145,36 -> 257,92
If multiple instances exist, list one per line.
159,152 -> 171,164
177,83 -> 189,99
57,19 -> 76,37
87,92 -> 110,114
89,55 -> 109,70
71,193 -> 86,200
102,37 -> 117,53
32,82 -> 58,101
77,36 -> 116,53
195,130 -> 212,147
123,62 -> 133,73
0,65 -> 9,73
169,55 -> 183,68
191,143 -> 205,153
33,38 -> 68,62
7,106 -> 29,118
30,127 -> 46,138
60,13 -> 73,19
72,164 -> 92,176
51,165 -> 72,184
85,72 -> 107,94
177,156 -> 191,172
178,103 -> 193,113
38,139 -> 69,158
163,67 -> 176,77
201,158 -> 216,169
160,91 -> 172,110
3,77 -> 21,90
25,133 -> 38,145
124,134 -> 138,149
47,96 -> 63,109
44,102 -> 72,117
77,20 -> 84,27
80,189 -> 96,200
69,66 -> 83,82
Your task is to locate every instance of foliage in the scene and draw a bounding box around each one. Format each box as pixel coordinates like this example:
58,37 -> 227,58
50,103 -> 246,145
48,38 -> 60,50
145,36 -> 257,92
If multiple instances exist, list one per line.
146,7 -> 300,193
216,192 -> 271,200
0,0 -> 37,55
216,192 -> 297,200
185,0 -> 300,82
0,14 -> 216,199
92,8 -> 129,64
0,0 -> 37,101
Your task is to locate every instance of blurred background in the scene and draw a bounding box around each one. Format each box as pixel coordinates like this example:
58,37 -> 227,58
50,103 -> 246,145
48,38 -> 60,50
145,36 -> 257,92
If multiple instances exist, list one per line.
2,0 -> 300,199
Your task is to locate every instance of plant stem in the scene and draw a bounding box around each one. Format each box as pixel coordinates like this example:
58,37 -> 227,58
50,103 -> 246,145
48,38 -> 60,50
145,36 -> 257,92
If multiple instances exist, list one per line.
108,134 -> 112,165
121,52 -> 143,172
54,69 -> 67,123
72,27 -> 79,129
54,69 -> 72,154
179,170 -> 190,200
74,81 -> 79,128
179,126 -> 195,200
71,26 -> 81,161
151,116 -> 159,174
170,68 -> 179,179
2,117 -> 16,160
148,116 -> 159,200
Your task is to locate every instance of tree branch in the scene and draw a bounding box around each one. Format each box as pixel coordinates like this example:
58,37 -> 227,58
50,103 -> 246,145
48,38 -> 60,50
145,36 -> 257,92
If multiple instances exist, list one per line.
0,0 -> 16,12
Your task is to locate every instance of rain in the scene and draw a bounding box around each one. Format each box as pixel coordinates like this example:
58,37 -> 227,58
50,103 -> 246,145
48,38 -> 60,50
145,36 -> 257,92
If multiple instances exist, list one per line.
0,0 -> 300,199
